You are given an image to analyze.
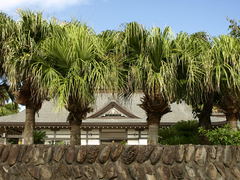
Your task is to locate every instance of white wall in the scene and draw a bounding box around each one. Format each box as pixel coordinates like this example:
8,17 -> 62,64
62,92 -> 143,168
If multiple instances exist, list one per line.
86,129 -> 100,145
43,128 -> 147,145
127,129 -> 148,145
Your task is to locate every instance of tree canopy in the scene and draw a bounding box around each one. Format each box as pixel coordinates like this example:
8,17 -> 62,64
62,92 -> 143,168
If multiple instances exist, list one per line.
0,10 -> 240,145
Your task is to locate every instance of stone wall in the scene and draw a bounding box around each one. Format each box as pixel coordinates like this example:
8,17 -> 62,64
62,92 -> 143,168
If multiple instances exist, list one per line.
0,144 -> 240,179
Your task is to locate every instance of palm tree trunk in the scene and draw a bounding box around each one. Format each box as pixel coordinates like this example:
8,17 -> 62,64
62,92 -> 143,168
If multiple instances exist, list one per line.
198,94 -> 213,129
147,114 -> 161,145
70,120 -> 81,145
139,94 -> 171,145
221,94 -> 239,131
67,102 -> 91,145
23,105 -> 35,144
199,112 -> 212,129
226,113 -> 239,131
148,122 -> 159,145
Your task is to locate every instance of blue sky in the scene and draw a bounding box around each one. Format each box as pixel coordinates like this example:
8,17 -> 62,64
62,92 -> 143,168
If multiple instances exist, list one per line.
1,0 -> 240,36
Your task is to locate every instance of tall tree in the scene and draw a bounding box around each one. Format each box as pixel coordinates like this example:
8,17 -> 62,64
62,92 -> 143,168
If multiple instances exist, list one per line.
140,27 -> 177,144
209,35 -> 240,130
228,19 -> 240,38
175,32 -> 214,129
121,23 -> 177,144
4,10 -> 50,144
0,13 -> 18,105
32,22 -> 117,145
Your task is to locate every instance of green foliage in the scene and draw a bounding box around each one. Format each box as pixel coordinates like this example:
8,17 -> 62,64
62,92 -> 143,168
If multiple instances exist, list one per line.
3,10 -> 50,107
55,141 -> 65,145
199,125 -> 240,145
7,138 -> 18,144
228,19 -> 240,38
7,130 -> 46,144
159,120 -> 201,145
120,140 -> 127,145
33,130 -> 46,144
1,10 -> 240,145
0,103 -> 19,116
32,22 -> 118,110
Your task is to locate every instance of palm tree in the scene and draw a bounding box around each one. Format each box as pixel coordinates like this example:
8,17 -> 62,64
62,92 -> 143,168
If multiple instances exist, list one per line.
97,30 -> 124,92
140,27 -> 177,144
3,10 -> 50,144
209,35 -> 240,130
32,22 -> 117,145
175,32 -> 214,129
0,13 -> 18,105
121,23 -> 177,144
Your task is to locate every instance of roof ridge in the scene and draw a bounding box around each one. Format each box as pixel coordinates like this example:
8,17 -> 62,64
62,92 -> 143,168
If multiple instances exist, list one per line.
87,101 -> 140,119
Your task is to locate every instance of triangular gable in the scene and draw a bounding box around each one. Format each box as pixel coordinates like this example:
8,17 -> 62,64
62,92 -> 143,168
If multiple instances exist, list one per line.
87,101 -> 140,119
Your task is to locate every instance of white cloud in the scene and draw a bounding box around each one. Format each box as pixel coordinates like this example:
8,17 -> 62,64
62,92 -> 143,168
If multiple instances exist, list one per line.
0,0 -> 89,13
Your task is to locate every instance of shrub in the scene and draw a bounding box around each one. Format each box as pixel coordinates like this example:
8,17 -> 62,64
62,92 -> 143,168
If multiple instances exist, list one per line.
199,125 -> 240,145
7,130 -> 47,144
33,130 -> 47,144
0,103 -> 19,116
159,120 -> 201,145
7,138 -> 19,144
55,141 -> 65,145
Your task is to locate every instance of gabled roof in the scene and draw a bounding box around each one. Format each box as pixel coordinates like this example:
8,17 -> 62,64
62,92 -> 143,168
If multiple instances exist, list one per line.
0,93 -> 226,126
87,101 -> 140,119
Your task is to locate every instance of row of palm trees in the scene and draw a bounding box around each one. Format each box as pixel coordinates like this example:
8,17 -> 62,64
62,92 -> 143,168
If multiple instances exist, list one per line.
1,10 -> 240,145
